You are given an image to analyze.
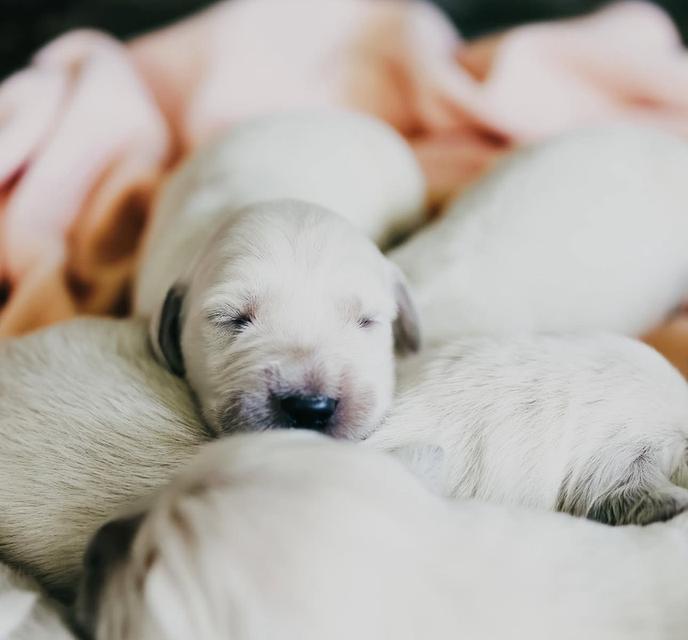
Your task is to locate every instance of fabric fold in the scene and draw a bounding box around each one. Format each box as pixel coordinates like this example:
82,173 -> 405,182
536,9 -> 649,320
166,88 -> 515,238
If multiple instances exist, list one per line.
1,0 -> 688,340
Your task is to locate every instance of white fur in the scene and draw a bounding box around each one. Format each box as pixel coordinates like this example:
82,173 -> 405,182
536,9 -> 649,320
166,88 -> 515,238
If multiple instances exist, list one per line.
135,109 -> 425,317
367,333 -> 688,524
149,201 -> 418,436
0,563 -> 74,639
3,326 -> 685,609
80,432 -> 688,640
0,319 -> 211,599
390,125 -> 688,344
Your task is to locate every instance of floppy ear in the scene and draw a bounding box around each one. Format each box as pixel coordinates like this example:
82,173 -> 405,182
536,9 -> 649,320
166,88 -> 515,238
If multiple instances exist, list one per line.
75,512 -> 145,638
82,513 -> 145,587
391,265 -> 421,355
153,285 -> 186,376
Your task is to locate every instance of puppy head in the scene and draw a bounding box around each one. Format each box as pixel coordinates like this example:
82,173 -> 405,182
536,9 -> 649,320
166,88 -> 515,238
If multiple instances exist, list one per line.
74,432 -> 441,640
150,200 -> 420,437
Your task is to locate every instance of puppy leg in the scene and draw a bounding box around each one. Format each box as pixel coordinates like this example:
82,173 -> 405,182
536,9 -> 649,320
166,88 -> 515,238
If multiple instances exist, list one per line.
586,482 -> 688,526
559,445 -> 688,526
588,448 -> 688,526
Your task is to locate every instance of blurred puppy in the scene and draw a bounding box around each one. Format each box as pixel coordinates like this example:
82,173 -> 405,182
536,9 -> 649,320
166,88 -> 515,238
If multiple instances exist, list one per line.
0,318 -> 211,601
367,333 -> 688,525
148,201 -> 420,436
135,108 -> 426,318
390,125 -> 688,344
75,431 -> 688,640
0,563 -> 74,639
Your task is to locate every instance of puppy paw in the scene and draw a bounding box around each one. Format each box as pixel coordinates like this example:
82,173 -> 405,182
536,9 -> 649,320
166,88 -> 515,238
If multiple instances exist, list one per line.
586,485 -> 688,526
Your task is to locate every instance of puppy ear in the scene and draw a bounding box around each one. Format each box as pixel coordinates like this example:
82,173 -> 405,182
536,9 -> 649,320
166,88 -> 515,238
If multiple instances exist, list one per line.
391,265 -> 421,355
75,512 -> 145,638
153,285 -> 186,376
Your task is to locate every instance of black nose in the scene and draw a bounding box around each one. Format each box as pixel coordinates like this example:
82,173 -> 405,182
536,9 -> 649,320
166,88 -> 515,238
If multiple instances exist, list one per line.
279,394 -> 338,431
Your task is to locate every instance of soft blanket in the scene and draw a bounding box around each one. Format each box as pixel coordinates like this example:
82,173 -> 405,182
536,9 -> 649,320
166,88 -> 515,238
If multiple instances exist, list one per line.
1,0 -> 687,369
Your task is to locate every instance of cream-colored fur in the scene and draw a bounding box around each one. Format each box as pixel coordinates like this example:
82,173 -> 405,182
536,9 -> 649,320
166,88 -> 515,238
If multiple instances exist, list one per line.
0,318 -> 211,600
148,201 -> 420,436
2,323 -> 686,610
77,432 -> 688,640
390,125 -> 688,344
135,109 -> 425,318
367,333 -> 688,525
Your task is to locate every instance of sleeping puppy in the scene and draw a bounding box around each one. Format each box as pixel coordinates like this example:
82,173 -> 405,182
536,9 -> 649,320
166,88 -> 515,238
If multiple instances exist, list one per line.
149,201 -> 420,436
135,109 -> 426,318
367,333 -> 688,525
0,324 -> 682,613
390,125 -> 688,344
0,213 -> 417,596
0,563 -> 74,639
75,431 -> 688,640
0,318 -> 211,602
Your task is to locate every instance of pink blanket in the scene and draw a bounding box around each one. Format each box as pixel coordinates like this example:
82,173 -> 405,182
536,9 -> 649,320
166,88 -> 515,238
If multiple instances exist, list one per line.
1,0 -> 688,338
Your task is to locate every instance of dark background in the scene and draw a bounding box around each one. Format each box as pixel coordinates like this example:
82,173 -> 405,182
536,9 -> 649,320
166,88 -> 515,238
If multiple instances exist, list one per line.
1,0 -> 687,80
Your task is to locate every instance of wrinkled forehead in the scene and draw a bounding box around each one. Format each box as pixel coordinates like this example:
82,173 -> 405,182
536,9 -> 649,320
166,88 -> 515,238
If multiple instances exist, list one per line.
193,207 -> 393,305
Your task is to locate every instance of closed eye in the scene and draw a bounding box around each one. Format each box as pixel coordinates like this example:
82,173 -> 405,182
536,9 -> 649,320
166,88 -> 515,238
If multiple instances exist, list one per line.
230,313 -> 253,330
207,309 -> 255,332
358,316 -> 377,329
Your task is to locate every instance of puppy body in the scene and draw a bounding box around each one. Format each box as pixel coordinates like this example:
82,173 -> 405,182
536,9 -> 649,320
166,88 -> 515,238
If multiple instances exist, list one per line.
3,324 -> 685,607
135,109 -> 425,318
367,333 -> 688,524
0,318 -> 211,600
0,563 -> 74,639
4,326 -> 685,607
80,432 -> 688,640
390,125 -> 688,344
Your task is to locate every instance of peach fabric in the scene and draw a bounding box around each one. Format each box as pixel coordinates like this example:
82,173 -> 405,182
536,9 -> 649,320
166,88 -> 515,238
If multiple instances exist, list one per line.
0,32 -> 170,335
1,0 -> 688,353
644,314 -> 688,378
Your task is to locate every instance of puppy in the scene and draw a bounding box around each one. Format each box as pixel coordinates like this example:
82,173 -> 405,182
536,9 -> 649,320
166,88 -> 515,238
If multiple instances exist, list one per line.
0,563 -> 74,639
0,318 -> 211,601
366,333 -> 688,525
390,125 -> 688,344
75,431 -> 688,640
149,201 -> 420,436
135,109 -> 426,318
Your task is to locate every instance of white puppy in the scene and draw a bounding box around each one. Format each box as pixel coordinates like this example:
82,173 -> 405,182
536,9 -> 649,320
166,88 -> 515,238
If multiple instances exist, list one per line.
149,201 -> 420,436
390,125 -> 688,344
135,109 -> 426,318
0,318 -> 211,601
366,333 -> 688,525
3,326 -> 683,611
0,563 -> 74,639
75,431 -> 688,640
